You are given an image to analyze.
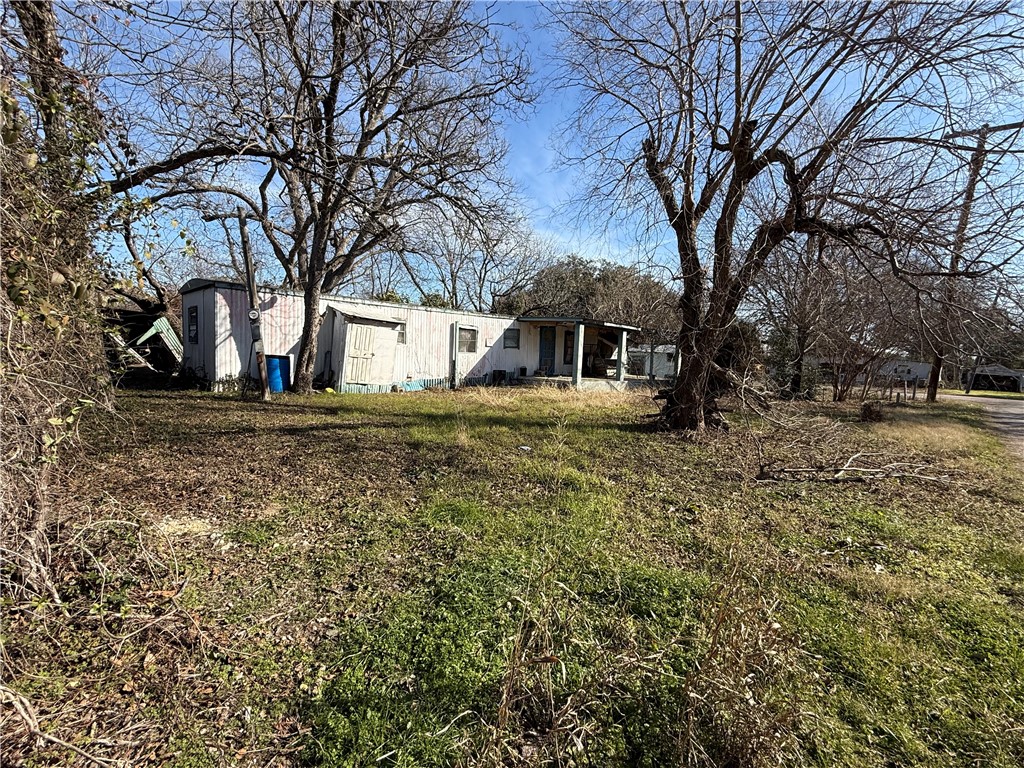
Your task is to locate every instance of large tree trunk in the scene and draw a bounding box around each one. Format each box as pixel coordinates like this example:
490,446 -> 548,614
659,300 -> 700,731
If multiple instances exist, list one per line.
662,329 -> 728,432
293,280 -> 323,394
11,1 -> 67,161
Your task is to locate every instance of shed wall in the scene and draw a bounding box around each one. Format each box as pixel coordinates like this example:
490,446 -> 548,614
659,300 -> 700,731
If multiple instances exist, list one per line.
180,290 -> 217,380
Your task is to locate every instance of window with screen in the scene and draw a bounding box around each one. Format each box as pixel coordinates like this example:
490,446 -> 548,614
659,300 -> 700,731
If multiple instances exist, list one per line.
397,323 -> 406,344
458,327 -> 478,353
503,328 -> 520,349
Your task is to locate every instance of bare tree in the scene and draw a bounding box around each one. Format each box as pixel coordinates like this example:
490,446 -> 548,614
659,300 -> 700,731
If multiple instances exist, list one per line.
923,120 -> 1024,401
397,209 -> 549,311
94,1 -> 531,392
814,246 -> 913,401
751,235 -> 832,398
495,256 -> 680,340
552,1 -> 1024,430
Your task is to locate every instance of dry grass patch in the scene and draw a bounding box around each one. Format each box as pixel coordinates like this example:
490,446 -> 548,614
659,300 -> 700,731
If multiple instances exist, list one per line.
866,410 -> 1000,460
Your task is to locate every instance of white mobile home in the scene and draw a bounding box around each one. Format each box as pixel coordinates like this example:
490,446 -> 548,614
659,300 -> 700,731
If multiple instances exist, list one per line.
179,280 -> 637,392
628,344 -> 677,379
877,360 -> 933,385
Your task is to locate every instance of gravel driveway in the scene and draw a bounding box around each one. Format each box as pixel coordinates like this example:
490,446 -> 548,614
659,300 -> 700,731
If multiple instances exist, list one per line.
942,393 -> 1024,462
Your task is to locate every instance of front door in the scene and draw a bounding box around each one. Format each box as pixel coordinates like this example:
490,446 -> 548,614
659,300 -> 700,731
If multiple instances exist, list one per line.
539,326 -> 556,375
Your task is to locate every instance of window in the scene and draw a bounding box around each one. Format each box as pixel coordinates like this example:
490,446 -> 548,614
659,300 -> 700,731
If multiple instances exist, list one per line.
458,327 -> 478,353
397,323 -> 406,344
502,328 -> 520,349
187,306 -> 199,344
563,330 -> 575,364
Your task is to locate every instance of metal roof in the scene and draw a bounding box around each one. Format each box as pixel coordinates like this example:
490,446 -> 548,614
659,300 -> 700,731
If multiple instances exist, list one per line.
179,278 -> 241,295
516,316 -> 640,332
135,316 -> 183,362
973,364 -> 1024,378
323,301 -> 403,326
178,279 -> 520,320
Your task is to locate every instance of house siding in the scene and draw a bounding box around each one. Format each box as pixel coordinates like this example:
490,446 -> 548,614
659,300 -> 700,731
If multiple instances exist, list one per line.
183,282 -> 532,390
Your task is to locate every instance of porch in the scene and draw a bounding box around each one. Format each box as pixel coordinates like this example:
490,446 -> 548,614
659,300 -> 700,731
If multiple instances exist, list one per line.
515,317 -> 639,390
518,375 -> 653,392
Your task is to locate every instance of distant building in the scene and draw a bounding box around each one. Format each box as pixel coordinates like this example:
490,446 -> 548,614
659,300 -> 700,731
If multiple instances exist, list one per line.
877,360 -> 933,386
628,344 -> 677,379
963,364 -> 1024,392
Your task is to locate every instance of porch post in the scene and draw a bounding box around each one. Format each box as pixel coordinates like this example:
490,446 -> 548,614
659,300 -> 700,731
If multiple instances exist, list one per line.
616,329 -> 627,382
572,321 -> 585,389
450,322 -> 459,390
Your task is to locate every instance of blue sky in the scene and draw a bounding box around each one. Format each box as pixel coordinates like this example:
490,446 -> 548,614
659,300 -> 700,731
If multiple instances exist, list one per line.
490,3 -> 578,246
489,2 -> 649,263
488,2 -> 686,273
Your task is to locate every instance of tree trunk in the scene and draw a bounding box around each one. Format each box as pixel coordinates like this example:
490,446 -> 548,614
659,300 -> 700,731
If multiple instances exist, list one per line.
11,0 -> 68,161
926,347 -> 942,402
293,280 -> 323,394
662,333 -> 728,432
789,325 -> 808,398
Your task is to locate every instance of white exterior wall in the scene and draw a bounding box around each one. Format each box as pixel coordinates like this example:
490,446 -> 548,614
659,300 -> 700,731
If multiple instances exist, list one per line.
878,360 -> 933,383
335,299 -> 527,389
183,282 -> 535,390
517,323 -> 542,376
210,284 -> 308,387
640,352 -> 675,378
628,346 -> 676,378
512,323 -> 575,377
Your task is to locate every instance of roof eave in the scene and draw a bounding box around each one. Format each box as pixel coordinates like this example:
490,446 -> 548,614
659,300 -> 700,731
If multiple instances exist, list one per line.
515,316 -> 640,332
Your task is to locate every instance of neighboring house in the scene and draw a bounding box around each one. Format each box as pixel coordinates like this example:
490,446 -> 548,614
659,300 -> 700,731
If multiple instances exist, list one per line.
628,344 -> 677,379
179,280 -> 637,392
877,360 -> 933,385
963,363 -> 1024,392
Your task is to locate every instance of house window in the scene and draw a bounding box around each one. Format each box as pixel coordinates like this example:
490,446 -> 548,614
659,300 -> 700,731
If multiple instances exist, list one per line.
563,331 -> 575,364
187,306 -> 198,344
397,323 -> 406,344
458,327 -> 478,353
503,328 -> 520,349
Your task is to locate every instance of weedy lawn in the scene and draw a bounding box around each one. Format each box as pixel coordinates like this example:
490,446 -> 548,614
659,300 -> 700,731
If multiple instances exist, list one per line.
3,389 -> 1022,767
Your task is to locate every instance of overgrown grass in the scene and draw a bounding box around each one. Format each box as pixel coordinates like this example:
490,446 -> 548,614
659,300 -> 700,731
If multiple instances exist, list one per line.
2,389 -> 1022,767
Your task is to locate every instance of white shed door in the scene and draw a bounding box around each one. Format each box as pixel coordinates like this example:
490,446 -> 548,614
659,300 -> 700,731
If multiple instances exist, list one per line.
345,322 -> 398,386
346,323 -> 377,384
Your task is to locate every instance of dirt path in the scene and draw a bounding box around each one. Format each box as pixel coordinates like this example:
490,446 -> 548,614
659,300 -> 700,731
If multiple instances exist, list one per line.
943,394 -> 1024,462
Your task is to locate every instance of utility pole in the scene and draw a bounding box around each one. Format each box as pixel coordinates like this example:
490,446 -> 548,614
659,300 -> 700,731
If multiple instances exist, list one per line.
926,120 -> 1024,402
238,207 -> 271,402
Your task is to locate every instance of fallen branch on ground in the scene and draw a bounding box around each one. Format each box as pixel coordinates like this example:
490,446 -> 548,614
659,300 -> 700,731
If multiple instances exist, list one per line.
756,452 -> 950,484
1,684 -> 118,767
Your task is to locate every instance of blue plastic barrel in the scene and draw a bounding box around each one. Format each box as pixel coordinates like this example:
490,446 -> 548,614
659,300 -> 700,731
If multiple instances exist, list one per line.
266,356 -> 290,393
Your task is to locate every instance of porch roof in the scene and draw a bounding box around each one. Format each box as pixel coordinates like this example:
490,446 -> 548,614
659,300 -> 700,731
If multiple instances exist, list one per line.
516,316 -> 640,332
